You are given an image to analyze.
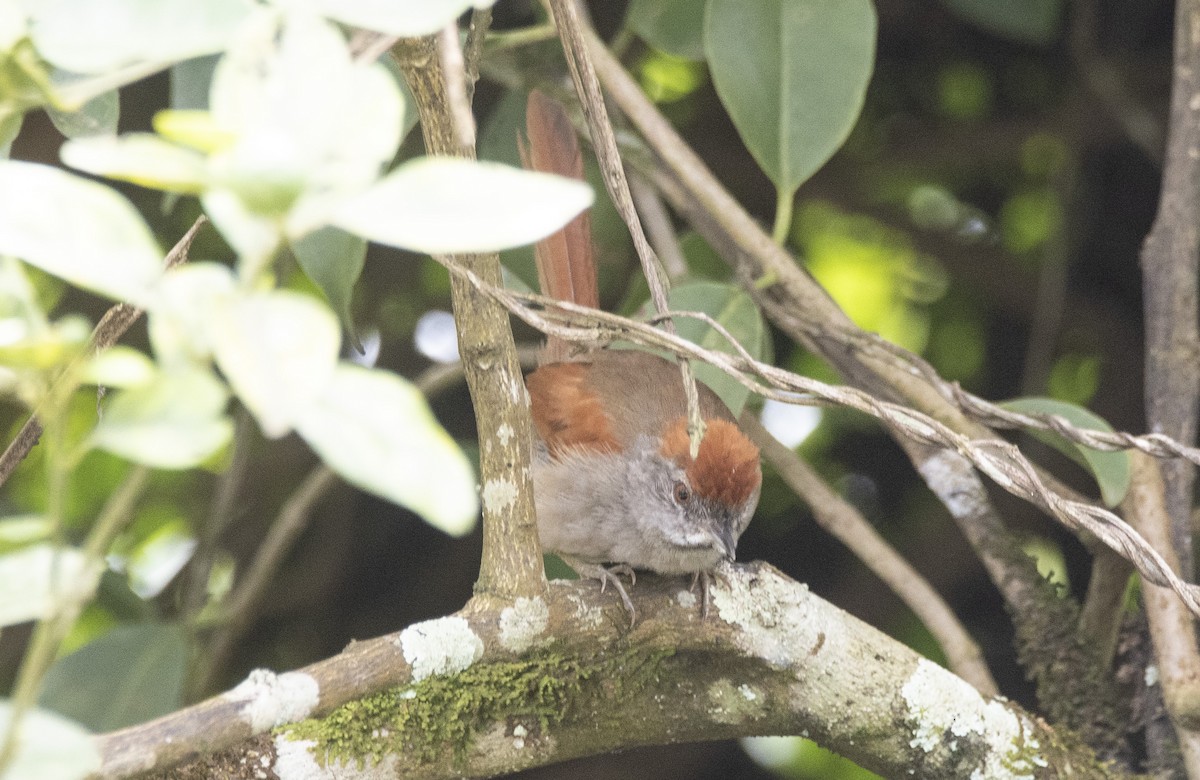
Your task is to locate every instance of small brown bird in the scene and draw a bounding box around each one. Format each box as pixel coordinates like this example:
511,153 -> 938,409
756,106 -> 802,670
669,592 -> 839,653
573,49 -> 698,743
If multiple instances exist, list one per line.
520,90 -> 761,622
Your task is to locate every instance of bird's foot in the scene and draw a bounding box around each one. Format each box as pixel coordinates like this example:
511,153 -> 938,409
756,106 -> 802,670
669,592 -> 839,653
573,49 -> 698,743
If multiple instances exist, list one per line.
564,558 -> 638,626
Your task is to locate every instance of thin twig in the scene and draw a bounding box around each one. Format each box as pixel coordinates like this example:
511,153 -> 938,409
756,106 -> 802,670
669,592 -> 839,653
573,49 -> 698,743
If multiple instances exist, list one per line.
438,23 -> 475,151
741,413 -> 999,696
630,172 -> 688,281
463,8 -> 492,107
0,216 -> 206,489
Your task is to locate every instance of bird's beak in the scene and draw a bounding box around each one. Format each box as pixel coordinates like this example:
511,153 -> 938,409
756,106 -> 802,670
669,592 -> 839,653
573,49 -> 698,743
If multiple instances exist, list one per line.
718,525 -> 737,562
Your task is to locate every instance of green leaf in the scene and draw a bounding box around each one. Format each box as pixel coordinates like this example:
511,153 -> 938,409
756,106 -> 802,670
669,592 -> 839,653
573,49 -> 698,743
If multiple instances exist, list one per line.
940,0 -> 1062,46
0,160 -> 162,305
315,0 -> 497,37
169,54 -> 219,110
40,623 -> 187,731
209,290 -> 341,439
45,86 -> 119,138
705,0 -> 875,195
28,0 -> 253,75
668,281 -> 766,415
0,544 -> 101,627
81,346 -> 157,389
61,133 -> 209,194
90,368 -> 233,469
334,157 -> 594,254
627,0 -> 707,61
291,226 -> 365,350
0,701 -> 100,779
296,364 -> 479,536
999,397 -> 1132,507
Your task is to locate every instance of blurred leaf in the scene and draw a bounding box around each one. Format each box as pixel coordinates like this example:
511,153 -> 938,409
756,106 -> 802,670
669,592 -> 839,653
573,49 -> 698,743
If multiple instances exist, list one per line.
999,397 -> 1131,506
1021,534 -> 1069,590
28,0 -> 253,75
210,290 -> 340,439
1047,352 -> 1099,406
0,314 -> 89,370
315,0 -> 497,37
335,157 -> 594,254
40,622 -> 187,731
668,281 -> 766,415
628,0 -> 707,61
291,226 -> 365,350
62,133 -> 208,194
0,161 -> 162,306
705,0 -> 875,195
999,189 -> 1060,255
637,50 -> 707,103
90,368 -> 233,469
0,544 -> 100,627
81,346 -> 157,389
296,363 -> 479,536
0,702 -> 100,779
45,86 -> 118,138
147,262 -> 236,365
168,54 -> 219,110
208,11 -> 404,237
0,514 -> 51,553
941,0 -> 1062,46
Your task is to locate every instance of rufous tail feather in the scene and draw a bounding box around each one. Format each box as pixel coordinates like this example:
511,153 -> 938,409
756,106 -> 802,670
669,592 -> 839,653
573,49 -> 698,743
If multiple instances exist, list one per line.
519,90 -> 597,319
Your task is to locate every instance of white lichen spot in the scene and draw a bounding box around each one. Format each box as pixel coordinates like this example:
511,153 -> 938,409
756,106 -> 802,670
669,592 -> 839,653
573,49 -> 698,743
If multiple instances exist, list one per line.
560,584 -> 604,628
399,688 -> 417,699
1145,664 -> 1160,687
482,477 -> 518,513
707,678 -> 765,724
499,596 -> 549,652
398,616 -> 484,682
917,450 -> 988,518
710,564 -> 815,669
902,658 -> 1043,779
227,669 -> 320,732
675,589 -> 698,610
739,684 -> 759,701
497,423 -> 515,447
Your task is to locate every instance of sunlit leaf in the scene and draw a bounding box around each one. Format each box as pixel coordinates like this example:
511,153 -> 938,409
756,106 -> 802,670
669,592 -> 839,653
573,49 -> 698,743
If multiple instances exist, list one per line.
999,397 -> 1131,507
208,10 -> 404,236
296,363 -> 479,536
315,0 -> 497,37
0,701 -> 100,779
628,0 -> 707,61
334,157 -> 593,254
28,0 -> 253,75
40,622 -> 187,731
291,226 -> 365,349
62,133 -> 208,194
90,368 -> 233,469
705,0 -> 875,195
0,544 -> 101,627
0,161 -> 162,305
209,290 -> 340,439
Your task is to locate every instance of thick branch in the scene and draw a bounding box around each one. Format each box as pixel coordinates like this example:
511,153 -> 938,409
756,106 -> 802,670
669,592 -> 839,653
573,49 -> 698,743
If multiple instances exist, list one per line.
391,35 -> 544,602
1140,0 -> 1200,580
101,564 -> 1116,779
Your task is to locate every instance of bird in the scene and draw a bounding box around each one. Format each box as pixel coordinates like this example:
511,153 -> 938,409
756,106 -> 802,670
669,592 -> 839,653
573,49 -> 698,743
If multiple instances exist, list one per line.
519,89 -> 762,624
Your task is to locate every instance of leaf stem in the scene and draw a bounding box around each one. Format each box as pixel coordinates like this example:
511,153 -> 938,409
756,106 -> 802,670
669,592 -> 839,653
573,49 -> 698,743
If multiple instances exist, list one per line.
771,186 -> 794,246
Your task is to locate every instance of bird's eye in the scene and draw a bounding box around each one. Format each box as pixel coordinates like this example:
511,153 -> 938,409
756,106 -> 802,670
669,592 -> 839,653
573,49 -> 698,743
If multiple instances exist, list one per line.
673,481 -> 692,505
